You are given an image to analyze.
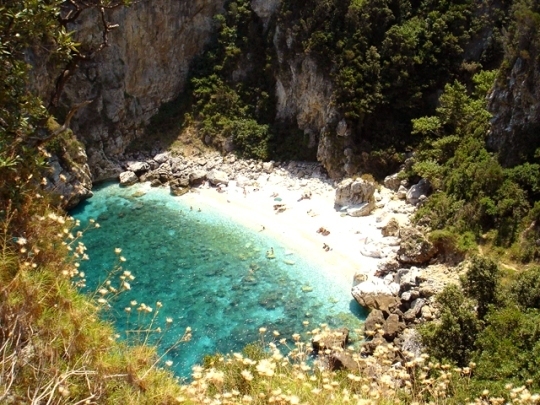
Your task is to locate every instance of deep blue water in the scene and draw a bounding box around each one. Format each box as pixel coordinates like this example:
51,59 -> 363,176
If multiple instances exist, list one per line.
70,182 -> 366,378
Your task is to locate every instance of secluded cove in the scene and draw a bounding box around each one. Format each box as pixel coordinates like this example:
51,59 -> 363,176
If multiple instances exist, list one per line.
70,182 -> 366,378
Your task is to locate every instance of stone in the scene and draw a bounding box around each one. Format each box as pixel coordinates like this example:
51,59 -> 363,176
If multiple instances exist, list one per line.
397,227 -> 438,265
347,201 -> 375,217
406,178 -> 432,206
189,169 -> 207,185
381,218 -> 400,237
335,178 -> 376,207
353,292 -> 401,316
153,152 -> 170,164
403,309 -> 417,323
119,171 -> 138,186
352,272 -> 369,286
364,309 -> 385,334
421,305 -> 433,320
327,352 -> 360,372
127,161 -> 150,173
361,336 -> 387,355
383,173 -> 401,191
396,185 -> 408,199
383,314 -> 405,341
409,298 -> 425,314
206,169 -> 229,186
262,161 -> 274,173
395,267 -> 420,290
360,242 -> 383,258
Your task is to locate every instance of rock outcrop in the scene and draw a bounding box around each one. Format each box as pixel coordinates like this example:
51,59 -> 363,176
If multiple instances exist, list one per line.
48,0 -> 226,182
334,178 -> 376,216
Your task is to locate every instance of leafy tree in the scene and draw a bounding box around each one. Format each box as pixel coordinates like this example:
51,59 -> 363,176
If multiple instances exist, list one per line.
420,284 -> 481,366
461,256 -> 501,319
474,306 -> 540,387
510,266 -> 540,310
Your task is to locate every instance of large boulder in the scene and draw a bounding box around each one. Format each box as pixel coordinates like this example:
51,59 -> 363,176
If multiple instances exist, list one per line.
383,314 -> 406,341
352,278 -> 401,315
206,169 -> 229,186
364,309 -> 385,334
119,171 -> 138,186
189,169 -> 207,185
406,178 -> 431,205
397,227 -> 438,265
383,173 -> 401,191
127,161 -> 150,174
335,178 -> 376,207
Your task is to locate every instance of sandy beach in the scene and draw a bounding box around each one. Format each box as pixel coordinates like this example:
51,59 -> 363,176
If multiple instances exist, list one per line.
178,169 -> 414,288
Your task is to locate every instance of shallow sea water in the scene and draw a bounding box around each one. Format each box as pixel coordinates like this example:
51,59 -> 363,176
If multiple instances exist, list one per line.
70,182 -> 366,378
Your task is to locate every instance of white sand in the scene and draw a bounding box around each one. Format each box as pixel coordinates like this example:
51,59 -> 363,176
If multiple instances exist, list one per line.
179,174 -> 413,288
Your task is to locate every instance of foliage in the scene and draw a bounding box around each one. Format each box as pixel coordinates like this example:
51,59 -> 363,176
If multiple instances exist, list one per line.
510,266 -> 540,310
411,70 -> 540,257
461,256 -> 501,319
419,284 -> 481,366
473,306 -> 540,387
188,0 -> 274,160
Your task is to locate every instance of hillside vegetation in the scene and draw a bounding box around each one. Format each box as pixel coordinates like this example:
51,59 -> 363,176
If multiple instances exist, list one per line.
1,0 -> 540,403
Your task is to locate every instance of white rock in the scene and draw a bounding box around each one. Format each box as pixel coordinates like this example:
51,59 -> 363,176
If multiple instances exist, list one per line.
153,152 -> 169,164
119,171 -> 138,186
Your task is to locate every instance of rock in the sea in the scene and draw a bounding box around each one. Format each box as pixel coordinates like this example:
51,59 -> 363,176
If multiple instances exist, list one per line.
119,171 -> 138,186
406,178 -> 432,206
206,169 -> 229,186
352,278 -> 400,315
397,227 -> 438,265
335,178 -> 376,207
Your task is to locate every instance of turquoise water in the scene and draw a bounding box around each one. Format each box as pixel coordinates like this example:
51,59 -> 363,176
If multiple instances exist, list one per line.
70,182 -> 366,378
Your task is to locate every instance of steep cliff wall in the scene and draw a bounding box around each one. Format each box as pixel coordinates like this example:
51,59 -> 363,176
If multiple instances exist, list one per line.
487,4 -> 540,166
58,0 -> 225,181
272,23 -> 353,178
488,51 -> 540,166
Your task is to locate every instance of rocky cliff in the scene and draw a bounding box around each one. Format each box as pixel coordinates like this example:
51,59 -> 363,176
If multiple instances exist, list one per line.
54,0 -> 225,182
487,7 -> 540,166
49,0 -> 359,184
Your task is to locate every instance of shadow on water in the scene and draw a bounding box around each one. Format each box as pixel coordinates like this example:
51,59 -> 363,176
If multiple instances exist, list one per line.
349,299 -> 368,319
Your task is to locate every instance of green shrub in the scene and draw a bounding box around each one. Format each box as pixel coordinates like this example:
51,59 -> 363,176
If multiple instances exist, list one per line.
419,284 -> 481,366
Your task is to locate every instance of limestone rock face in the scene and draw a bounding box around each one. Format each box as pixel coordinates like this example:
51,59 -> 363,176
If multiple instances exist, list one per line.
335,178 -> 376,207
45,152 -> 93,209
488,49 -> 540,167
54,0 -> 225,182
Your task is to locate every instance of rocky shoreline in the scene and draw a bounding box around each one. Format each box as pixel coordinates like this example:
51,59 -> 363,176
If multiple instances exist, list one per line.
108,150 -> 463,363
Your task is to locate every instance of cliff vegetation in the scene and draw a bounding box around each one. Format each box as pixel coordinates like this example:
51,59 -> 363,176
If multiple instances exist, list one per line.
2,0 -> 540,403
